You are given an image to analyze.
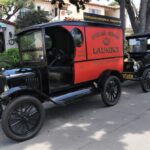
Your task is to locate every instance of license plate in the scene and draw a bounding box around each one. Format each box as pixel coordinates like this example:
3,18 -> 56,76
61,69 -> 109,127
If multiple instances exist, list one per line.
123,73 -> 134,80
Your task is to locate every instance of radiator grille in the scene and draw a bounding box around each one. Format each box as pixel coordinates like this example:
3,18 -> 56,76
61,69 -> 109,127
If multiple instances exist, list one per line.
25,77 -> 40,89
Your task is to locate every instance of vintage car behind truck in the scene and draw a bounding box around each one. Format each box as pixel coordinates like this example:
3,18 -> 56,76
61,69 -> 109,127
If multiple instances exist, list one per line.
123,33 -> 150,92
0,14 -> 124,141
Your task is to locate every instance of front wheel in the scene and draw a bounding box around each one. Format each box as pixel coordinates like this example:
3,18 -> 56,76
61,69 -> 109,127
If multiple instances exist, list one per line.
101,76 -> 121,106
1,96 -> 45,142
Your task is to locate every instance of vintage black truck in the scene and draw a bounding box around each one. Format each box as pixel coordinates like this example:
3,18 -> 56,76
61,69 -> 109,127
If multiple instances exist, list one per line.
123,33 -> 150,92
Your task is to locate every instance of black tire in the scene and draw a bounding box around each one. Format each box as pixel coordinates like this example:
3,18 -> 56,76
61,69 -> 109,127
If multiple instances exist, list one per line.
1,96 -> 45,142
141,69 -> 150,92
101,76 -> 121,106
0,104 -> 3,119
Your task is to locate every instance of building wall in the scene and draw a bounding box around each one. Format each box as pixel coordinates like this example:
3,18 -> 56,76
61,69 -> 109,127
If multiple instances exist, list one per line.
4,24 -> 18,50
105,8 -> 120,18
59,3 -> 120,21
65,4 -> 105,20
33,0 -> 56,19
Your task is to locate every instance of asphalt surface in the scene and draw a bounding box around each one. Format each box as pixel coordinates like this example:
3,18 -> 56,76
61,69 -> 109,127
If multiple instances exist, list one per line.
0,81 -> 150,150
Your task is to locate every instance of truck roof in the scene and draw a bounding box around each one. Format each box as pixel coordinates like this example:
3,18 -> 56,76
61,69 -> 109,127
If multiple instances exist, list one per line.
17,20 -> 122,35
126,33 -> 150,39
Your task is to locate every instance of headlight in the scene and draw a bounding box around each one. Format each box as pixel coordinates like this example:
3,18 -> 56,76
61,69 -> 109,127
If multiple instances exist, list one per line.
133,61 -> 140,72
4,85 -> 9,92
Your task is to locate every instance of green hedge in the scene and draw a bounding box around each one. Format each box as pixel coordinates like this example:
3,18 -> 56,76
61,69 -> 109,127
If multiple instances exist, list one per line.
0,48 -> 20,69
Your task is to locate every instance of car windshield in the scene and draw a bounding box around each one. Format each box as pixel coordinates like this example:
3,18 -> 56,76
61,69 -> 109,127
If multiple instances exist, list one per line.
128,37 -> 147,53
19,31 -> 44,62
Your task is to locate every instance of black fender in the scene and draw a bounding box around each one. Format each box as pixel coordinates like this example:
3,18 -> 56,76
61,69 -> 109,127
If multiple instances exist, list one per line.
0,86 -> 50,104
144,65 -> 150,70
98,70 -> 123,83
98,70 -> 123,91
138,65 -> 150,78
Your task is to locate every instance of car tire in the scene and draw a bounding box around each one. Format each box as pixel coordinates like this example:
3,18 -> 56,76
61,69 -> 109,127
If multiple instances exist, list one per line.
0,104 -> 3,119
141,69 -> 150,92
101,76 -> 121,106
1,96 -> 45,142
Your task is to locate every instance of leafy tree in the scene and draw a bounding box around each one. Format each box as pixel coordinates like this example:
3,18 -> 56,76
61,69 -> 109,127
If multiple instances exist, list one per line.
15,10 -> 49,29
0,0 -> 33,20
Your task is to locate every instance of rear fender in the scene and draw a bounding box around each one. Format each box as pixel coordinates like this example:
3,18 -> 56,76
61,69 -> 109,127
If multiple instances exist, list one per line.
0,86 -> 50,104
98,70 -> 123,90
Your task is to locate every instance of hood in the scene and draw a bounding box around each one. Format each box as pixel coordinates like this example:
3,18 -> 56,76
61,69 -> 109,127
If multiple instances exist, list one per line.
0,68 -> 41,94
0,68 -> 35,79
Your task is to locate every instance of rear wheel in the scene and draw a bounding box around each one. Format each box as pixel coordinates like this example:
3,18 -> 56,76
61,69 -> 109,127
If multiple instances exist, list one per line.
101,76 -> 121,106
141,69 -> 150,92
1,96 -> 45,142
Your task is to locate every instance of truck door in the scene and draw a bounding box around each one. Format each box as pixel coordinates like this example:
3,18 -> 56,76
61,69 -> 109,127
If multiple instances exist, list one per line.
64,26 -> 87,83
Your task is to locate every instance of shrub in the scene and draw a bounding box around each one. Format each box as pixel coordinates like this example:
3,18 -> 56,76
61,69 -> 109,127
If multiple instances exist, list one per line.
0,48 -> 20,69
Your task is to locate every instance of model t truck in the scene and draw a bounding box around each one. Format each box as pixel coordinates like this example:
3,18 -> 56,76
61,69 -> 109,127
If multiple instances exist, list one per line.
0,14 -> 124,141
123,33 -> 150,92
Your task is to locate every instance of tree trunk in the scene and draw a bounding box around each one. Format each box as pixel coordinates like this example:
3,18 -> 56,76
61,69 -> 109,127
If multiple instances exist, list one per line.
5,7 -> 20,20
146,0 -> 150,32
125,0 -> 139,33
138,0 -> 149,33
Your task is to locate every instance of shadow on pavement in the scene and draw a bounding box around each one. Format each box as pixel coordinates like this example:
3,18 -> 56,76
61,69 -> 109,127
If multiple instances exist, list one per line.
0,81 -> 150,150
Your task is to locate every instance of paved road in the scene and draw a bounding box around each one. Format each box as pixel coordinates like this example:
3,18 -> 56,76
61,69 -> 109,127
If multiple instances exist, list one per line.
0,81 -> 150,150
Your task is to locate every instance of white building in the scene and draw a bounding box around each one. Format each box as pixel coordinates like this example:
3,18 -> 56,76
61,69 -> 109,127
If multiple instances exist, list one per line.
62,2 -> 120,21
0,19 -> 17,52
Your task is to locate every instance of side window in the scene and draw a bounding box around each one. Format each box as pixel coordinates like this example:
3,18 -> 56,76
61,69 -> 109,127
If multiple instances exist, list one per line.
45,35 -> 53,50
71,28 -> 84,47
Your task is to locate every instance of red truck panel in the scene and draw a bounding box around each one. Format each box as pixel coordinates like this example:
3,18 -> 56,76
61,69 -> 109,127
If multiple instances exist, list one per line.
74,27 -> 124,84
86,27 -> 123,60
74,58 -> 123,83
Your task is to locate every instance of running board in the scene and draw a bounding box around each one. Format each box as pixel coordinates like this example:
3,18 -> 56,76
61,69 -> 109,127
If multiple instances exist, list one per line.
50,87 -> 94,105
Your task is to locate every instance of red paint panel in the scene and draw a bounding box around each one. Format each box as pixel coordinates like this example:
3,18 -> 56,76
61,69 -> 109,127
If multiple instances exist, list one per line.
63,26 -> 87,61
85,27 -> 123,60
74,58 -> 123,84
64,25 -> 123,84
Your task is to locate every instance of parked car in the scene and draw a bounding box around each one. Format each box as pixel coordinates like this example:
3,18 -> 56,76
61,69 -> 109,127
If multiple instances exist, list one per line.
0,19 -> 124,141
123,33 -> 150,92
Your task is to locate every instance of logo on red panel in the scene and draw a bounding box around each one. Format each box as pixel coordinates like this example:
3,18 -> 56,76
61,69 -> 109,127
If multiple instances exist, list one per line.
103,38 -> 110,46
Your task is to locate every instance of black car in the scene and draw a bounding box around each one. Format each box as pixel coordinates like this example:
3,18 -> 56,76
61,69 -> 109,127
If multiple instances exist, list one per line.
123,33 -> 150,92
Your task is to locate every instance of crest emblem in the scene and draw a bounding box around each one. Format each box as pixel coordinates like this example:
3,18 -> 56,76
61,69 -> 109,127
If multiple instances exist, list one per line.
103,38 -> 110,46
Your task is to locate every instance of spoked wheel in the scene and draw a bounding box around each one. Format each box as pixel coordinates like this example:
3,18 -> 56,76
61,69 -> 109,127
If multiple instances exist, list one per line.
101,76 -> 121,106
1,96 -> 45,141
141,69 -> 150,92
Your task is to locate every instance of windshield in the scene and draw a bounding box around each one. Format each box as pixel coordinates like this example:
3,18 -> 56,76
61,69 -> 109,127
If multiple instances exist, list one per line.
19,31 -> 44,62
128,37 -> 148,53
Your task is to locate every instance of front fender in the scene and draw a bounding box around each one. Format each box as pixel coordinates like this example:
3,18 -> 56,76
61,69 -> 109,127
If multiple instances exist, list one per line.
0,86 -> 49,103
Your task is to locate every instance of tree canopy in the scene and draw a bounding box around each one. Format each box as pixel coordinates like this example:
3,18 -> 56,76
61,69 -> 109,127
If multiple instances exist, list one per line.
15,10 -> 49,29
0,0 -> 33,20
